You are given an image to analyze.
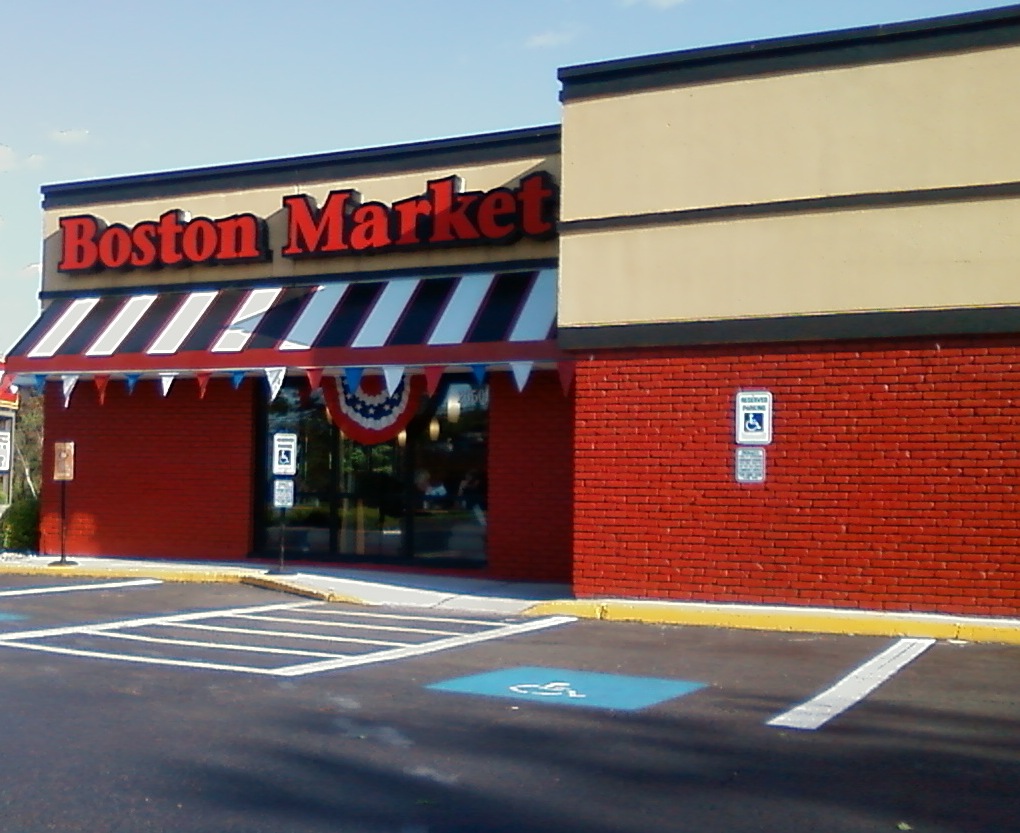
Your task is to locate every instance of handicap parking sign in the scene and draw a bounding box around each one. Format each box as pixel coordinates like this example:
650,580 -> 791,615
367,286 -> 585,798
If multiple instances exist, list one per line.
428,666 -> 706,711
736,390 -> 773,445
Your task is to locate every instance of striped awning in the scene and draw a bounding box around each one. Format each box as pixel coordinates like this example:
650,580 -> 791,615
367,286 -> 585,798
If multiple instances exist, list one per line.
6,269 -> 561,379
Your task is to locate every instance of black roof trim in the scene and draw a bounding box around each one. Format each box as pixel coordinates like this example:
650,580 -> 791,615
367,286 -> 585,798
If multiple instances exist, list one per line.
558,4 -> 1020,101
42,125 -> 562,209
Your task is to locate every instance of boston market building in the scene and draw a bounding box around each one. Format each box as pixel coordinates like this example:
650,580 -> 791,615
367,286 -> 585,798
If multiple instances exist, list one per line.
7,6 -> 1020,617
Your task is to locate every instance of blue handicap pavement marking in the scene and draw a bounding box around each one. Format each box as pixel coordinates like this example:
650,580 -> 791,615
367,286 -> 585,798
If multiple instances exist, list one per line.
428,666 -> 707,711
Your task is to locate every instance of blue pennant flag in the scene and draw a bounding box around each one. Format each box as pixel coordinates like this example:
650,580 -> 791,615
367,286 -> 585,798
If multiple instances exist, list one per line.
231,371 -> 246,390
125,373 -> 140,394
470,364 -> 487,386
344,366 -> 364,392
33,375 -> 46,393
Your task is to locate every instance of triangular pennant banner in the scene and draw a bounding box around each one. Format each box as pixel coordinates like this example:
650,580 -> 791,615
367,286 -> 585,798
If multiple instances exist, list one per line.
62,374 -> 79,408
125,373 -> 140,394
94,375 -> 110,406
265,367 -> 286,401
159,373 -> 177,397
557,361 -> 575,395
470,364 -> 487,387
509,361 -> 533,392
423,366 -> 445,396
231,371 -> 246,390
34,375 -> 46,393
343,366 -> 364,393
305,368 -> 323,392
196,372 -> 211,399
382,366 -> 405,394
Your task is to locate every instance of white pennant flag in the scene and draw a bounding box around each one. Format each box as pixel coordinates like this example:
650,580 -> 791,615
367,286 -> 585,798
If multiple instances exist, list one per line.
509,361 -> 533,392
265,367 -> 287,401
382,365 -> 405,394
159,373 -> 177,397
61,374 -> 79,408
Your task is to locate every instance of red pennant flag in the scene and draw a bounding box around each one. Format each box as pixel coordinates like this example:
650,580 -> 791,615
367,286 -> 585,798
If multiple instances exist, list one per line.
557,361 -> 575,395
305,367 -> 323,391
424,366 -> 445,396
196,372 -> 211,399
94,375 -> 110,405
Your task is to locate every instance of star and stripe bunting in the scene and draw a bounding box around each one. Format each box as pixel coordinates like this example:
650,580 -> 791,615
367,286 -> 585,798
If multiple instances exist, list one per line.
6,270 -> 563,387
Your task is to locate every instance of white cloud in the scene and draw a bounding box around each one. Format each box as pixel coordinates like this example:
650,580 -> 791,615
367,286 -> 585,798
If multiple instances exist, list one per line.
526,27 -> 578,49
25,153 -> 45,169
622,0 -> 688,8
50,128 -> 90,144
0,145 -> 16,173
20,263 -> 41,278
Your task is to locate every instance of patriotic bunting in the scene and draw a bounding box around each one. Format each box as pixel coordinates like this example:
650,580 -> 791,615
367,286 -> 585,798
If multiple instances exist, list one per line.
94,375 -> 110,405
159,373 -> 176,397
62,374 -> 79,408
265,367 -> 286,401
509,361 -> 533,392
125,373 -> 140,394
321,373 -> 424,446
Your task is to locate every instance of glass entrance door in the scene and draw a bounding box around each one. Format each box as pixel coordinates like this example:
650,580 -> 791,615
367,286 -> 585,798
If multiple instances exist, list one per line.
259,377 -> 488,567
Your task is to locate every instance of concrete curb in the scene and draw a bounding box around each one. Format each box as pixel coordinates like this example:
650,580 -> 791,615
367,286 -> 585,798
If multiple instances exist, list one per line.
0,561 -> 366,605
523,599 -> 1020,644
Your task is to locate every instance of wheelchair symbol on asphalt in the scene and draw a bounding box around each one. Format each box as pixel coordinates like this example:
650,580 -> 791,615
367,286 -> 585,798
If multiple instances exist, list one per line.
509,681 -> 587,699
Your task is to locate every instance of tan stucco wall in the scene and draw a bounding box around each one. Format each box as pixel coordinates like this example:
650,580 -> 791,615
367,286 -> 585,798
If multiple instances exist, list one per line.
559,42 -> 1020,328
560,198 -> 1020,328
42,157 -> 558,295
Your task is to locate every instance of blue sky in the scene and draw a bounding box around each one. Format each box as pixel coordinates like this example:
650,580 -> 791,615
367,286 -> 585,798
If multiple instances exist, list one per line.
0,0 -> 1007,353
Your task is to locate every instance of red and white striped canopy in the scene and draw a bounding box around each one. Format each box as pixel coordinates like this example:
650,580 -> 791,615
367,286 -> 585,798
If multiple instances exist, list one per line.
6,269 -> 561,379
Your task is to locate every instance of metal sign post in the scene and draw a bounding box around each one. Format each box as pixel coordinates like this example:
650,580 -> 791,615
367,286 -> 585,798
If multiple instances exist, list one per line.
271,478 -> 295,574
269,432 -> 298,575
51,442 -> 77,567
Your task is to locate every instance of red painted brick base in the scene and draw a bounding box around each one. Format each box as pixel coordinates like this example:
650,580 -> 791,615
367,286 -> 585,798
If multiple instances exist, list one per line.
41,378 -> 256,560
573,337 -> 1020,616
487,371 -> 573,582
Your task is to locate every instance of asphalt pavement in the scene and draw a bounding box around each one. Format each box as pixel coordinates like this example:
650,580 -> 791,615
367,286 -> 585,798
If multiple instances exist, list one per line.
1,551 -> 1019,643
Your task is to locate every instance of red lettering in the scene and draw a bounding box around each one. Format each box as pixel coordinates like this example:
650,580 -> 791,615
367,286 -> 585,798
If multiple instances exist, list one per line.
215,214 -> 262,260
517,172 -> 557,237
157,210 -> 186,265
282,192 -> 352,256
58,216 -> 100,271
392,196 -> 432,246
349,203 -> 393,251
181,218 -> 218,263
130,222 -> 158,267
476,189 -> 517,240
97,225 -> 132,268
429,177 -> 481,243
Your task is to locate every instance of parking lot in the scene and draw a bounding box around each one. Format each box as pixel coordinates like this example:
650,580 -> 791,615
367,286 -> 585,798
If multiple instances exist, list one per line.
0,574 -> 1017,833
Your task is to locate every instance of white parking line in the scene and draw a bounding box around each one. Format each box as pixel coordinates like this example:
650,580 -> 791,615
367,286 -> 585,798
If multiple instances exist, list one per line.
767,637 -> 936,730
0,579 -> 162,597
0,599 -> 577,676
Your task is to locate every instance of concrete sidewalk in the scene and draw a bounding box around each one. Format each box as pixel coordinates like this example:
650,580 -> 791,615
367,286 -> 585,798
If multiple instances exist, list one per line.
1,552 -> 1018,644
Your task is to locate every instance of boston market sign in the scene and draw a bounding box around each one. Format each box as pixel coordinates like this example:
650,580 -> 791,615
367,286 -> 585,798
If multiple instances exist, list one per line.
57,172 -> 558,273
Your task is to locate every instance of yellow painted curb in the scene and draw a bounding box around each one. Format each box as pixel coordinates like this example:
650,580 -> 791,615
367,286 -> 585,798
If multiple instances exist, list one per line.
0,563 -> 366,605
524,600 -> 1020,644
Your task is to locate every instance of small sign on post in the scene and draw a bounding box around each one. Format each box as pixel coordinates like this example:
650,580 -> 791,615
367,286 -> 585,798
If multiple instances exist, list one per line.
270,433 -> 299,575
272,433 -> 298,476
0,430 -> 11,474
273,478 -> 295,510
54,441 -> 76,481
51,441 -> 77,567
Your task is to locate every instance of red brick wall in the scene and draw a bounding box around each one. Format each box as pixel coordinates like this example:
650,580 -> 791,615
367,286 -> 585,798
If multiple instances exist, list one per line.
488,371 -> 573,582
41,378 -> 257,560
574,337 -> 1020,616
